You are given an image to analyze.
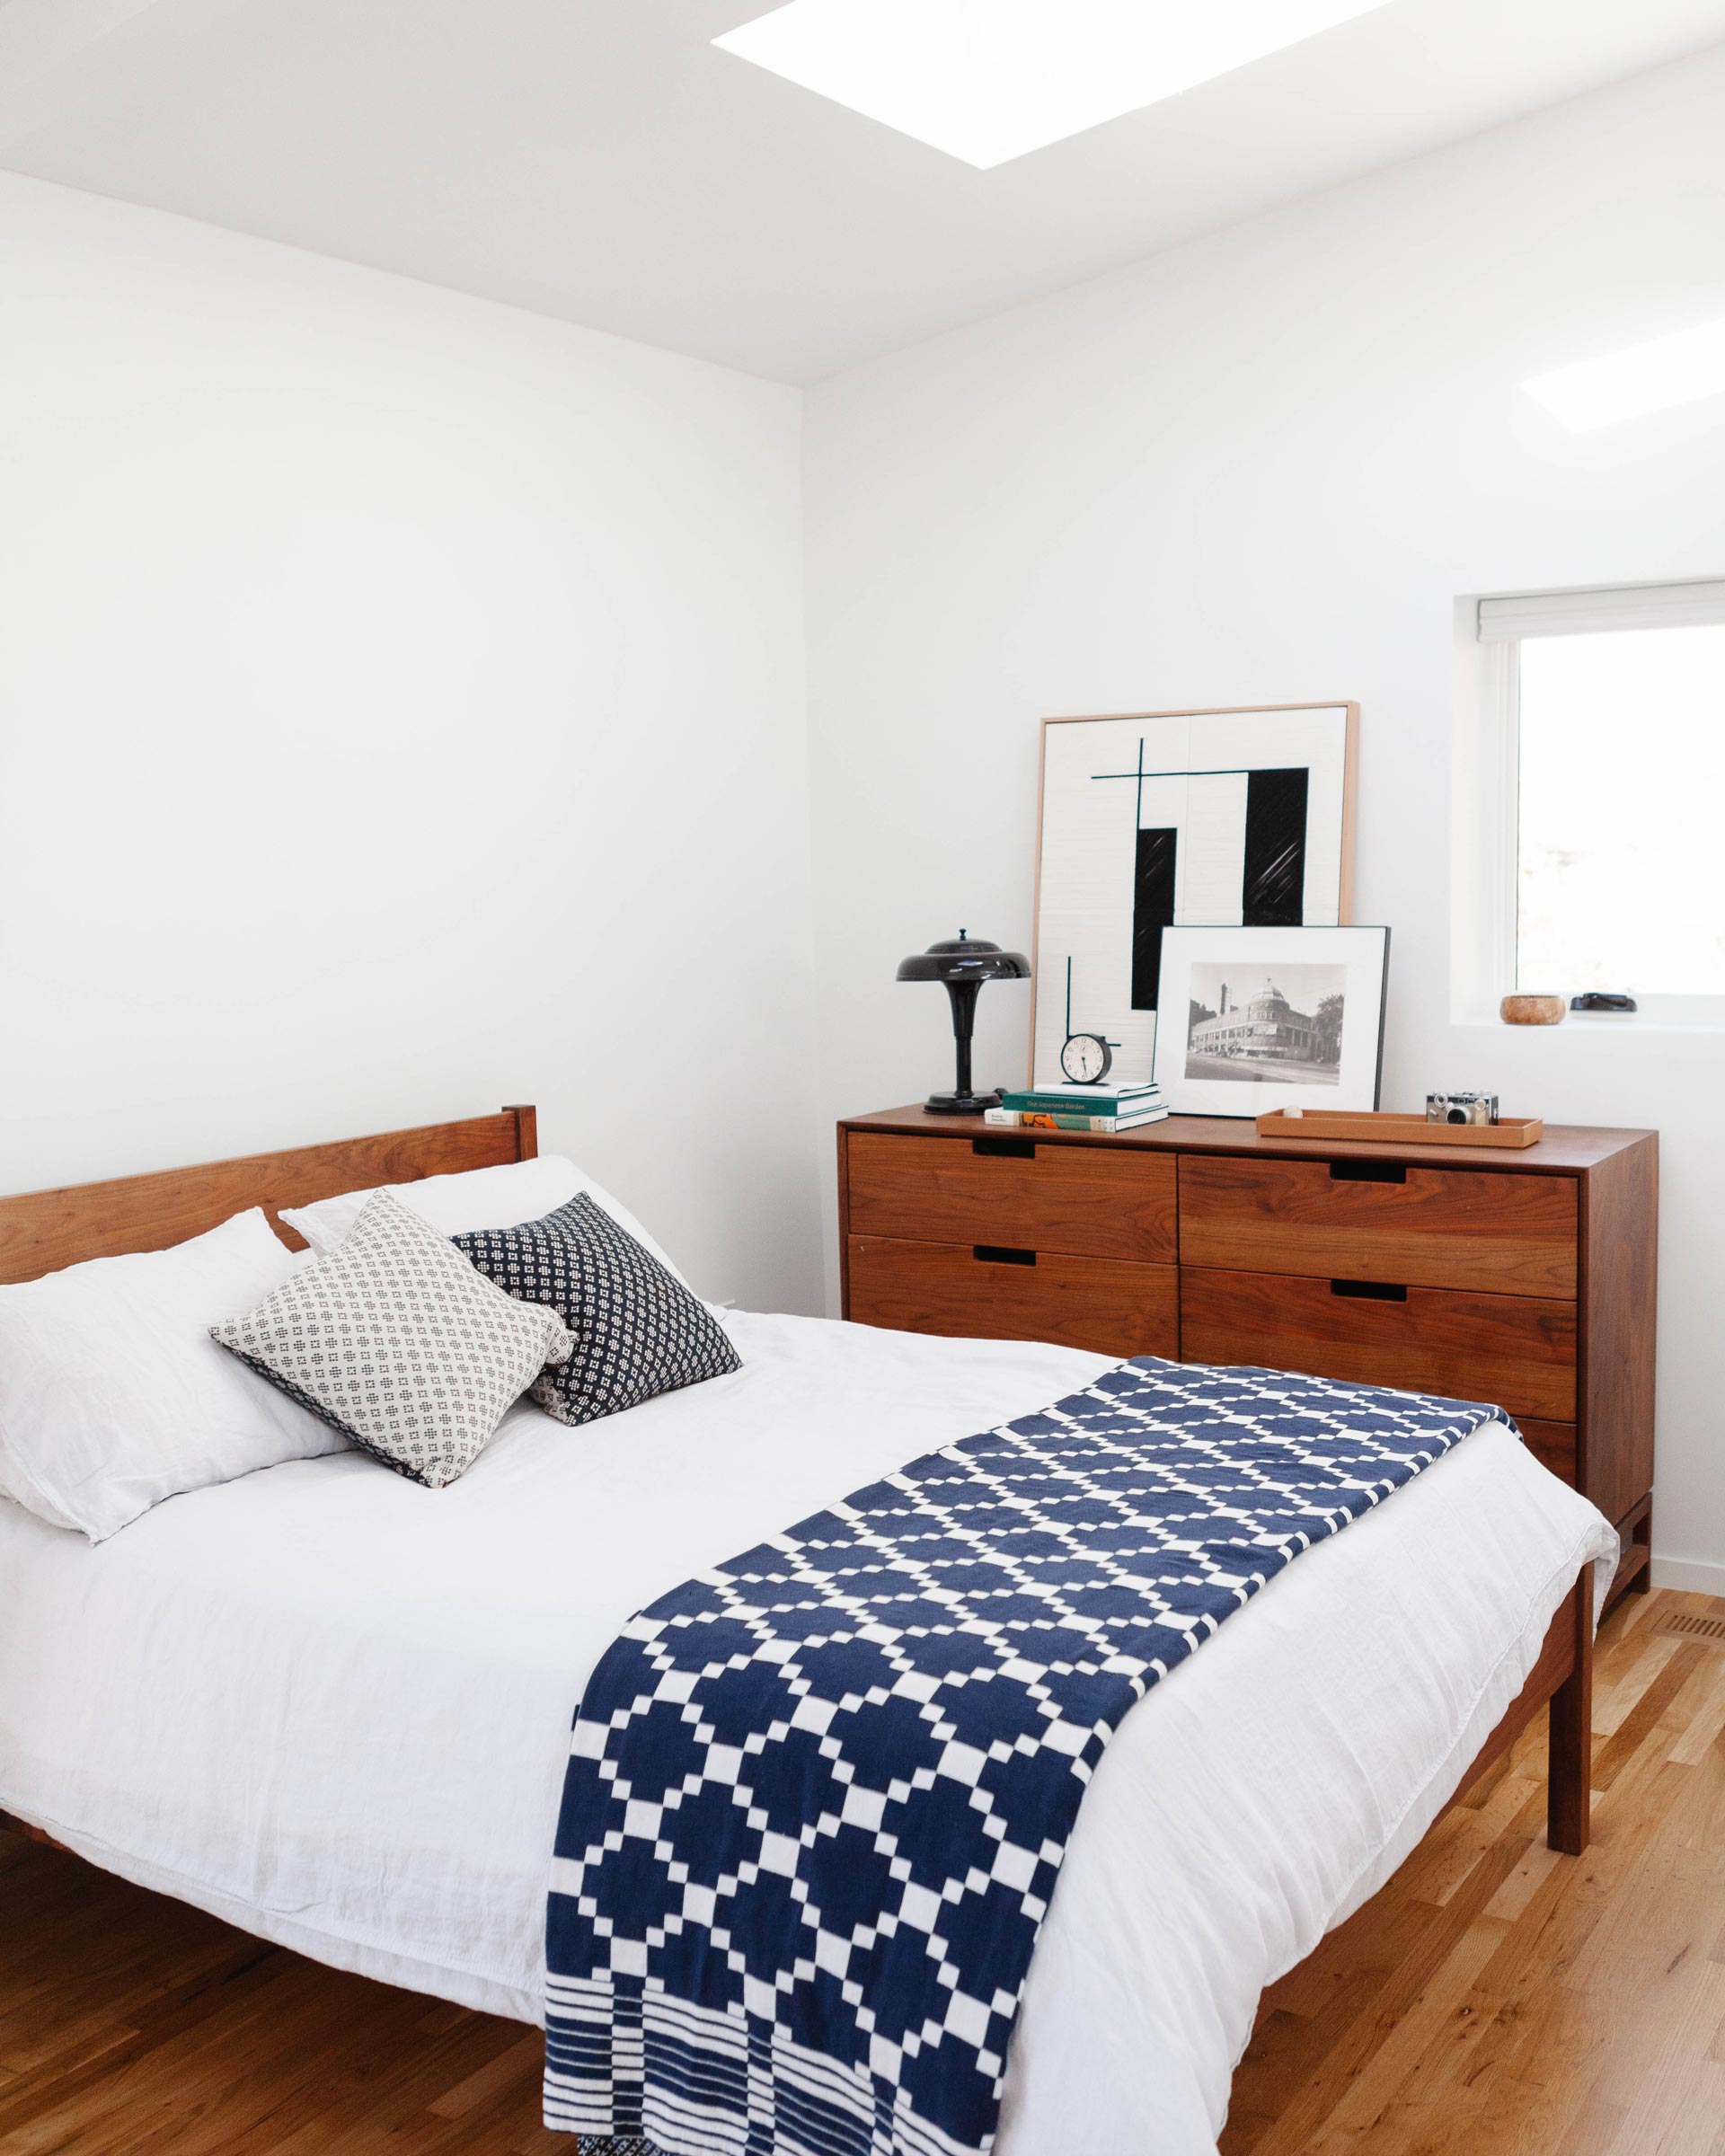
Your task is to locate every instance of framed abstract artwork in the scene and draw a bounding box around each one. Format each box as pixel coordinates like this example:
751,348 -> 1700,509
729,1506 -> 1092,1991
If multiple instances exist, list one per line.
1029,702 -> 1358,1090
1149,923 -> 1390,1118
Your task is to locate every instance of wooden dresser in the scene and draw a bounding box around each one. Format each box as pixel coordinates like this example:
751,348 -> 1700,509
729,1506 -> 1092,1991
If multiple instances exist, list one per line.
838,1106 -> 1658,1605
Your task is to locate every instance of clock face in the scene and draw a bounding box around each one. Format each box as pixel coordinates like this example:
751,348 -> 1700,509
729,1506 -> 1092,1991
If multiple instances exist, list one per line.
1060,1031 -> 1112,1083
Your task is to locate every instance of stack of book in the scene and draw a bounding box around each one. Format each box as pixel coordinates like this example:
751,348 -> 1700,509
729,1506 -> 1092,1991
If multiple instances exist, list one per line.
984,1081 -> 1166,1133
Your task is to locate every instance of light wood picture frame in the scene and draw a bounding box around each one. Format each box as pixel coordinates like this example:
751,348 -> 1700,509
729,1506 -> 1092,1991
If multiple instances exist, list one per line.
1029,702 -> 1359,1091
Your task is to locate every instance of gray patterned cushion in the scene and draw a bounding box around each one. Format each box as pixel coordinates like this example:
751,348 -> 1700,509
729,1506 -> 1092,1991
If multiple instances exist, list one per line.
210,1190 -> 571,1489
453,1193 -> 739,1427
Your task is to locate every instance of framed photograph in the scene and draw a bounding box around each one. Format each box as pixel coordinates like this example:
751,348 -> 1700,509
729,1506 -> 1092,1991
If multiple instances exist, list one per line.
1030,702 -> 1358,1089
1151,924 -> 1390,1118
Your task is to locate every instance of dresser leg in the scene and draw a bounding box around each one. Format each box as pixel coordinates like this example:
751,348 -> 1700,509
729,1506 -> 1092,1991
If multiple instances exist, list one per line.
1629,1496 -> 1653,1594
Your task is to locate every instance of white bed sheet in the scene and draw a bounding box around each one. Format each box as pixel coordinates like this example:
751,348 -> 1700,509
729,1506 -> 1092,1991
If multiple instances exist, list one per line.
0,1311 -> 1617,2156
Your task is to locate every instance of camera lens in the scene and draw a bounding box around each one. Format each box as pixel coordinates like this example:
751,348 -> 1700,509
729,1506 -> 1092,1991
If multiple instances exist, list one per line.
1446,1107 -> 1468,1125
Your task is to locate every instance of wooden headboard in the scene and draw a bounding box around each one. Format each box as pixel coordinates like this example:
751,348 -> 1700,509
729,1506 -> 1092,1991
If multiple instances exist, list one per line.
0,1106 -> 538,1286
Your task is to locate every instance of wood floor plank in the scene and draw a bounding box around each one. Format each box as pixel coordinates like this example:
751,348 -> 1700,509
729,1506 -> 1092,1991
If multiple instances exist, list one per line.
1223,1588 -> 1725,2155
1244,1830 -> 1534,2156
4,1588 -> 1722,2153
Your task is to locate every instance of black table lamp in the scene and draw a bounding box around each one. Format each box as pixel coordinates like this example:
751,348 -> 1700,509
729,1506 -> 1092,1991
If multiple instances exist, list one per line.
897,931 -> 1031,1115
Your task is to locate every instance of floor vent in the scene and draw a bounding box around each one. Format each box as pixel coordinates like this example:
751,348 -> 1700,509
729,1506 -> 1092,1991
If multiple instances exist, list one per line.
1657,1611 -> 1725,1642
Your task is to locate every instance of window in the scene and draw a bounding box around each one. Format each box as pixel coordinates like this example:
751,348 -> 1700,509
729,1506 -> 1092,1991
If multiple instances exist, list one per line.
1469,579 -> 1725,1023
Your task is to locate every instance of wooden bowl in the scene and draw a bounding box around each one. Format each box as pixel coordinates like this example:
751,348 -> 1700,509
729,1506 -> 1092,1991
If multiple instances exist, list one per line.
1499,994 -> 1566,1026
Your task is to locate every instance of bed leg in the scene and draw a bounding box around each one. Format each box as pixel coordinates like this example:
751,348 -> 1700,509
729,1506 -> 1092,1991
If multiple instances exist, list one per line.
1546,1577 -> 1594,1857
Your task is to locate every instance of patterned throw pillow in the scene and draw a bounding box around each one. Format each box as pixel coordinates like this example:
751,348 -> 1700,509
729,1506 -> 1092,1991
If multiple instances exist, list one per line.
453,1193 -> 740,1428
210,1190 -> 571,1489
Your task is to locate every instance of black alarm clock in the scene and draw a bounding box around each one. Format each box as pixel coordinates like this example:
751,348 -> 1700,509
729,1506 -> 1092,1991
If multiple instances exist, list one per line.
1060,1031 -> 1113,1083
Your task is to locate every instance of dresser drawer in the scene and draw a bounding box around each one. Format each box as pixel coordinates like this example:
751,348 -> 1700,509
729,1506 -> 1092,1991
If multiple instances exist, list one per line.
1180,1266 -> 1577,1422
848,1234 -> 1179,1358
845,1132 -> 1177,1264
1179,1155 -> 1578,1298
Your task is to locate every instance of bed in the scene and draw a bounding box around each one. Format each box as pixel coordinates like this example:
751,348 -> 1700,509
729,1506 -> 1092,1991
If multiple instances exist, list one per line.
0,1109 -> 1619,2155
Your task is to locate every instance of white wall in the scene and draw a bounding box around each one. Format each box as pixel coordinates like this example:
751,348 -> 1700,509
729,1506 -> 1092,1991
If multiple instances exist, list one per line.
0,172 -> 821,1312
6,49 -> 1724,1567
804,48 -> 1725,1583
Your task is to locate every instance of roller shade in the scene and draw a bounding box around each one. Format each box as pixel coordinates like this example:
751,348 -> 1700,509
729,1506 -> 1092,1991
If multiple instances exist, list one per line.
1478,579 -> 1725,641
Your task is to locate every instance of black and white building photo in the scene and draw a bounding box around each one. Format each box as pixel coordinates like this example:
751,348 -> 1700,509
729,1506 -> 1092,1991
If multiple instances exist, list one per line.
1185,966 -> 1346,1084
1151,924 -> 1389,1117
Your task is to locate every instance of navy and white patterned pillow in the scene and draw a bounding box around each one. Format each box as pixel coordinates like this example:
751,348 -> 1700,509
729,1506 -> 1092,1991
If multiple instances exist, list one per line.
453,1194 -> 739,1427
210,1190 -> 572,1489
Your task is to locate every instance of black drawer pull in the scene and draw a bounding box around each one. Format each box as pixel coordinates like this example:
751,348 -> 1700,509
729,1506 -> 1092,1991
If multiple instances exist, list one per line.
1331,1277 -> 1408,1301
975,1245 -> 1037,1267
973,1135 -> 1037,1160
1329,1159 -> 1407,1184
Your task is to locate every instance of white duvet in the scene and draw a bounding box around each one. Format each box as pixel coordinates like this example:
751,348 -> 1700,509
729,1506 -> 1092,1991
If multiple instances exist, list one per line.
0,1312 -> 1617,2155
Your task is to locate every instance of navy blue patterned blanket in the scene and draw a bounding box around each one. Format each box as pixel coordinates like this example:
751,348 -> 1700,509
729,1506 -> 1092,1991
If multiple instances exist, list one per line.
544,1356 -> 1502,2156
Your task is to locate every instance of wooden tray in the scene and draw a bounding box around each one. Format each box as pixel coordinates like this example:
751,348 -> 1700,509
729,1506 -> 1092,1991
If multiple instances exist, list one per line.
1253,1109 -> 1544,1149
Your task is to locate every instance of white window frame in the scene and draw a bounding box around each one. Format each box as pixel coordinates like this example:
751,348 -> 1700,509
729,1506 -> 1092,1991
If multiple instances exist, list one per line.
1453,577 -> 1725,1029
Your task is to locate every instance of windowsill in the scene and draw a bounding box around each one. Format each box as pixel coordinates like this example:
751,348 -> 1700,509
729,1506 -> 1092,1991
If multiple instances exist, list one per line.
1452,1012 -> 1725,1036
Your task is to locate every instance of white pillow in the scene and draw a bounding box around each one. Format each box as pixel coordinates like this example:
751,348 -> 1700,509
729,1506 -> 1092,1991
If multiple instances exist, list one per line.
0,1208 -> 343,1542
279,1154 -> 690,1286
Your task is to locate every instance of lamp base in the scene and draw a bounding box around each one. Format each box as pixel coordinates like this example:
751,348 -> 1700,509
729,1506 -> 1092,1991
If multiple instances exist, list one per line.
922,1089 -> 1003,1117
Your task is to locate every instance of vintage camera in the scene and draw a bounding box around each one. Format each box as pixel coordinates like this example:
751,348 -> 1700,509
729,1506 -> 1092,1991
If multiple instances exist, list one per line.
1426,1091 -> 1499,1127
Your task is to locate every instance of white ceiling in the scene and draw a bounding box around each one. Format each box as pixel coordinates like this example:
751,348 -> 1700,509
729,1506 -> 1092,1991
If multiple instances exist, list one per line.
3,0 -> 1724,383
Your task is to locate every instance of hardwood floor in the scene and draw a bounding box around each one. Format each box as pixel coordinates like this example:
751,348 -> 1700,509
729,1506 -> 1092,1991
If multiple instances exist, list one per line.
3,1587 -> 1722,2153
0,1841 -> 562,2156
1223,1587 -> 1725,2156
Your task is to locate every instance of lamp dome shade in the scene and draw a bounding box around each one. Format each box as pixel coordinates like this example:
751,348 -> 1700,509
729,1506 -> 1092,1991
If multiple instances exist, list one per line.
896,932 -> 1031,984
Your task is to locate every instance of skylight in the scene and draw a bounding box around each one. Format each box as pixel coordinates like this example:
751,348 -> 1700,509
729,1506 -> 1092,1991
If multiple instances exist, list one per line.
1523,319 -> 1725,431
713,0 -> 1399,170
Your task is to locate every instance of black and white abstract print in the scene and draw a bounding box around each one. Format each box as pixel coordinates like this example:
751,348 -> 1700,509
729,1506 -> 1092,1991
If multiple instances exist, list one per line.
1032,706 -> 1353,1088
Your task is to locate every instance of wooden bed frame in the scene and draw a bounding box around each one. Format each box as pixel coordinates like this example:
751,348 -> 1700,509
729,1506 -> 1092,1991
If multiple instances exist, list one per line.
0,1103 -> 1593,1876
0,1104 -> 539,1283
